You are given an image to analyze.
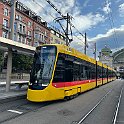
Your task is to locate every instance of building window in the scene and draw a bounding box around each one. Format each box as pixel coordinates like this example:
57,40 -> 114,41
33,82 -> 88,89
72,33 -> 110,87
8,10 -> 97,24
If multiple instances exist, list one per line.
15,15 -> 22,21
17,4 -> 20,9
35,33 -> 39,39
22,37 -> 26,44
28,21 -> 32,28
19,16 -> 22,21
18,34 -> 21,42
4,8 -> 9,16
56,33 -> 59,37
14,33 -> 16,41
41,35 -> 44,42
14,22 -> 17,31
15,15 -> 19,20
2,31 -> 8,38
19,24 -> 22,32
3,19 -> 8,27
23,26 -> 25,33
28,31 -> 32,36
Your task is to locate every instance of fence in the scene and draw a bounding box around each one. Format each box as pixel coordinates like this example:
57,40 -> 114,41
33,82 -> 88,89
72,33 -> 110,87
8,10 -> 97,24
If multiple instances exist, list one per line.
0,72 -> 30,80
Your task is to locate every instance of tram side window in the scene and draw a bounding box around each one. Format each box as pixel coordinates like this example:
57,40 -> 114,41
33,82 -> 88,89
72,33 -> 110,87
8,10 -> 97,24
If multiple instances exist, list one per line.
73,63 -> 80,81
91,65 -> 96,79
85,63 -> 96,79
53,54 -> 65,82
103,68 -> 107,78
80,65 -> 87,80
65,59 -> 73,82
53,53 -> 74,82
97,66 -> 102,78
108,70 -> 110,77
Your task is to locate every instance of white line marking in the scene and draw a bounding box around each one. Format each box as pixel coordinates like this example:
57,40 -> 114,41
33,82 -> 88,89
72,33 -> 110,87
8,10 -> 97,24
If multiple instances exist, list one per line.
113,87 -> 123,124
7,109 -> 23,114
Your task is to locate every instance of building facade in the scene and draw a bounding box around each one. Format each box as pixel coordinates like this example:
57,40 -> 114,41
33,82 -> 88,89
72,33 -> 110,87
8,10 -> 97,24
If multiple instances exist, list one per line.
0,0 -> 50,46
112,48 -> 124,78
98,46 -> 113,67
50,28 -> 66,45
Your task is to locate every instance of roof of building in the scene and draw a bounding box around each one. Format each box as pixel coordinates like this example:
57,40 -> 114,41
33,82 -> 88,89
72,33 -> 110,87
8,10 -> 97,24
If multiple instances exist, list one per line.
101,46 -> 112,53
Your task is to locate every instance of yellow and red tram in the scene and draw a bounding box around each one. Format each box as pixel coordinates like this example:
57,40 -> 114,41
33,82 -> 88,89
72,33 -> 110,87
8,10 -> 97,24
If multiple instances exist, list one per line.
27,44 -> 116,102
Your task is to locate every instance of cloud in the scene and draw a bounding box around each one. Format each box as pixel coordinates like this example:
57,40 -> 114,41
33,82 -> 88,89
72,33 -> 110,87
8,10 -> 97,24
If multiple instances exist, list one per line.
72,13 -> 105,33
88,25 -> 124,56
82,0 -> 91,8
19,0 -> 105,33
70,25 -> 124,58
88,25 -> 124,42
102,0 -> 111,14
119,3 -> 124,17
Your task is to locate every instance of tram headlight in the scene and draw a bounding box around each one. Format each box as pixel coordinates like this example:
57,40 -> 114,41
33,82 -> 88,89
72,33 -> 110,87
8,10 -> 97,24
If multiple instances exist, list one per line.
29,82 -> 32,85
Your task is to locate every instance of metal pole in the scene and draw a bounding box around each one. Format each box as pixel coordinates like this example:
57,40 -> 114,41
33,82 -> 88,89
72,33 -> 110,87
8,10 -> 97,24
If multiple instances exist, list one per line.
66,13 -> 69,46
6,0 -> 16,92
94,42 -> 96,60
84,32 -> 87,54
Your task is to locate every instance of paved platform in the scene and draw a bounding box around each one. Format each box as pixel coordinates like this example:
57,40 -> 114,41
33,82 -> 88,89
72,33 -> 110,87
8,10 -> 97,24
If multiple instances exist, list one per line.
0,81 -> 28,104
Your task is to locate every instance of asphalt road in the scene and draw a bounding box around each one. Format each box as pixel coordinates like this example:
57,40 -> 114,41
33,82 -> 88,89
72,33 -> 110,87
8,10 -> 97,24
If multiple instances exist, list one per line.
114,82 -> 124,124
0,79 -> 123,124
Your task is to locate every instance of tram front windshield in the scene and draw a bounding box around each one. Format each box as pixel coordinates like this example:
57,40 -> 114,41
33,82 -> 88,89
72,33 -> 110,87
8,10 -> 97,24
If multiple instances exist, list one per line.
29,46 -> 56,90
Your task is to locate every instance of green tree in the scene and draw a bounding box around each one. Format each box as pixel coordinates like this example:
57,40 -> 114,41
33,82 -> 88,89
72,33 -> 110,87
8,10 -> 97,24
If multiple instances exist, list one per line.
12,53 -> 33,73
0,50 -> 4,72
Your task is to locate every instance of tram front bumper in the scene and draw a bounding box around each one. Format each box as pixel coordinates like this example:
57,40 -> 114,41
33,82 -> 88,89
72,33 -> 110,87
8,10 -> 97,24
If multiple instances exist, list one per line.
27,89 -> 49,102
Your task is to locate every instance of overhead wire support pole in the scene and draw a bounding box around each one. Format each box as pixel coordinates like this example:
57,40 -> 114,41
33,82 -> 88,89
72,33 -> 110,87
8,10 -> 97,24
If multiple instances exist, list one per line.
55,13 -> 72,46
45,0 -> 84,43
66,13 -> 69,46
94,42 -> 96,60
84,32 -> 87,55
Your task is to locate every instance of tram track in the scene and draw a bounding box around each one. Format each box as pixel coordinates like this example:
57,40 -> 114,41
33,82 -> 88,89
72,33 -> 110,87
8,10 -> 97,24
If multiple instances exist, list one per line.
77,88 -> 113,124
113,86 -> 124,124
72,80 -> 123,124
1,80 -> 123,124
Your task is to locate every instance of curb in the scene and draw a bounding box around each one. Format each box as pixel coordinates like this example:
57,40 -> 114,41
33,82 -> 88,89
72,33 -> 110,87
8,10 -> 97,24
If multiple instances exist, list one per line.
0,94 -> 27,104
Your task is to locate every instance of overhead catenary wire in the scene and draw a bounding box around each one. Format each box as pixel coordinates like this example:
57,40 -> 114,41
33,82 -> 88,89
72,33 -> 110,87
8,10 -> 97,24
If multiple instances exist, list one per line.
31,0 -> 57,29
32,0 -> 56,19
32,0 -> 86,45
23,0 -> 90,49
44,0 -> 85,38
105,0 -> 119,50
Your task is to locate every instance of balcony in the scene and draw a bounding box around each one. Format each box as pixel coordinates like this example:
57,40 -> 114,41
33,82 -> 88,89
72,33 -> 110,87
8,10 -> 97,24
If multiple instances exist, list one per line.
17,29 -> 26,36
2,25 -> 9,31
15,18 -> 27,25
27,35 -> 32,40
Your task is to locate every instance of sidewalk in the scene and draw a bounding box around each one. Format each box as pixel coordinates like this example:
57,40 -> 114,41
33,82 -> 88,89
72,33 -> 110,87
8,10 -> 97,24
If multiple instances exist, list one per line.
0,80 -> 28,103
0,80 -> 29,85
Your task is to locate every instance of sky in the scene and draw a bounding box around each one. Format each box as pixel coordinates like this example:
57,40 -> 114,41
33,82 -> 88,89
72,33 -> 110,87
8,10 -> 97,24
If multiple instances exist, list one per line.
19,0 -> 124,59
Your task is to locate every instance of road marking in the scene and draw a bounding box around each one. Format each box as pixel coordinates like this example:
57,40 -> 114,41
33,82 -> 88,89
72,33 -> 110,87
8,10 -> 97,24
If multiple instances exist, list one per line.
117,121 -> 124,122
7,109 -> 23,114
113,87 -> 123,124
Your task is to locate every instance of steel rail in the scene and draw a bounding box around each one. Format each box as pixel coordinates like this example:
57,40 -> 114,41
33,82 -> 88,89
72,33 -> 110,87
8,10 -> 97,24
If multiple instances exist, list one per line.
113,86 -> 123,124
77,89 -> 113,124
